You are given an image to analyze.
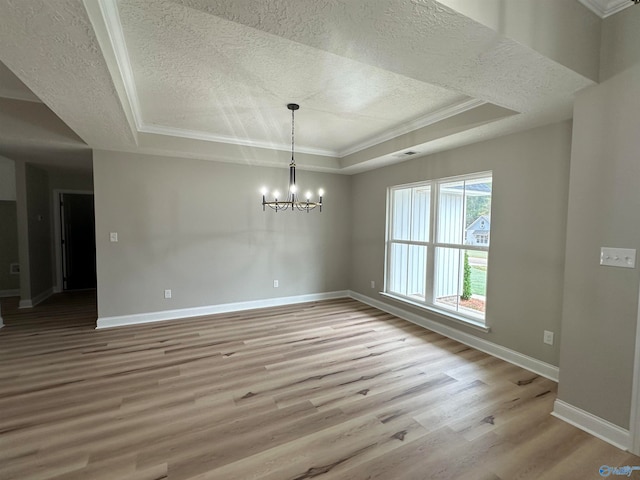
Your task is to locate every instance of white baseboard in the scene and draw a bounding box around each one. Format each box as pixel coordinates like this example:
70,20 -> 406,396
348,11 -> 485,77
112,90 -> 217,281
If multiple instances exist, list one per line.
0,289 -> 19,298
96,290 -> 350,329
552,399 -> 630,451
97,289 -> 559,382
92,288 -> 633,452
18,300 -> 31,308
19,287 -> 54,309
349,291 -> 559,382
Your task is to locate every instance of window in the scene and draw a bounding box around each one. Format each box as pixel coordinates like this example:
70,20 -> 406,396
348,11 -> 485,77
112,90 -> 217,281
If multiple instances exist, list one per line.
385,172 -> 492,324
476,233 -> 489,245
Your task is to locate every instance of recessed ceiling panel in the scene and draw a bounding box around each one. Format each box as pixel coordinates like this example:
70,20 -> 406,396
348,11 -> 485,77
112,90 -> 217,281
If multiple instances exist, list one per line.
117,0 -> 470,155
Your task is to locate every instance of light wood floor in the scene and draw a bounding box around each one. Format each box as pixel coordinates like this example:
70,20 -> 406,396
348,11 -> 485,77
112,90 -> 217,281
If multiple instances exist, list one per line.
0,293 -> 638,480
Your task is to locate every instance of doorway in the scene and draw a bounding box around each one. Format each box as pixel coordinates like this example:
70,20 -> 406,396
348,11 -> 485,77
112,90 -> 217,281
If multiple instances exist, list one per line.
56,192 -> 96,291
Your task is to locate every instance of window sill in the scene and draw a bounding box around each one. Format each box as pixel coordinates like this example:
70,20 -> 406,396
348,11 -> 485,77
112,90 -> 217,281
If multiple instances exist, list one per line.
379,292 -> 491,333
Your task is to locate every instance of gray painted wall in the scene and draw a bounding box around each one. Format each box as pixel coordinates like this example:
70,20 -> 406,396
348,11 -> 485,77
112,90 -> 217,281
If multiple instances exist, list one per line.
0,156 -> 16,201
0,200 -> 19,291
350,121 -> 572,367
600,6 -> 640,82
25,164 -> 52,299
48,168 -> 94,192
93,150 -> 351,318
15,160 -> 31,300
11,161 -> 93,303
557,65 -> 640,430
556,5 -> 640,432
437,0 -> 602,82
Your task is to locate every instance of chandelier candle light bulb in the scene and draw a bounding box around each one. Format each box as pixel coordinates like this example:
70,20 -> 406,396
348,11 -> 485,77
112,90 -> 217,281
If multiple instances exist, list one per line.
261,104 -> 324,212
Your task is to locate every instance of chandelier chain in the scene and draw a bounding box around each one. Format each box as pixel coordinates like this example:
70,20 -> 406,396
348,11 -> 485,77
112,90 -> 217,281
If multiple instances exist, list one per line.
291,106 -> 295,166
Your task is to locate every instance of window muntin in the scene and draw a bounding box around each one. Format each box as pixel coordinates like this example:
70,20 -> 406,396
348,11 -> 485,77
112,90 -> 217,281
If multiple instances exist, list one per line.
386,173 -> 492,324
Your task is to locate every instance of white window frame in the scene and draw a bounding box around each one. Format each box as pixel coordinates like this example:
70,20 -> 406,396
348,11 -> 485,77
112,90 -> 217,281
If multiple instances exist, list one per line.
383,171 -> 492,329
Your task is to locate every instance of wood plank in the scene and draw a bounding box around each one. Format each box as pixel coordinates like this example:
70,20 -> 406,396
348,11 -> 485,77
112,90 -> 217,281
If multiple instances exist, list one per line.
0,292 -> 637,479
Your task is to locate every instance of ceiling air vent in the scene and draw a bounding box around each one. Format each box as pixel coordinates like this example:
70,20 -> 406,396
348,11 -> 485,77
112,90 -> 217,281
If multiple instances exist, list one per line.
393,150 -> 420,159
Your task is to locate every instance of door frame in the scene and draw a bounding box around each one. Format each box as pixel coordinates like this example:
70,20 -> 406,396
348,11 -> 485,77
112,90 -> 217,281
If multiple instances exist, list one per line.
52,189 -> 94,293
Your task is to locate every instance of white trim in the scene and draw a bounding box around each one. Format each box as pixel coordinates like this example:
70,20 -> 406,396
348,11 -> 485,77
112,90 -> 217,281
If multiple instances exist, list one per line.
19,299 -> 32,309
19,287 -> 54,309
552,399 -> 631,451
96,0 -> 144,130
630,283 -> 640,455
349,291 -> 559,382
383,171 -> 494,332
114,96 -> 484,161
139,123 -> 335,157
96,290 -> 350,329
90,0 -> 487,160
380,292 -> 489,332
338,99 -> 486,157
578,0 -> 633,18
138,99 -> 484,159
0,289 -> 19,298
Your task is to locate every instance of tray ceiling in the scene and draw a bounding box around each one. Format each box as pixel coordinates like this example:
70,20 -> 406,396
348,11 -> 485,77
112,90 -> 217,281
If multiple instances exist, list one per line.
0,0 -> 605,172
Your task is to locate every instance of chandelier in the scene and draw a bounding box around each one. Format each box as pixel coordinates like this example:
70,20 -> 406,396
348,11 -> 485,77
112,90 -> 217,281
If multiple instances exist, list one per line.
261,104 -> 324,212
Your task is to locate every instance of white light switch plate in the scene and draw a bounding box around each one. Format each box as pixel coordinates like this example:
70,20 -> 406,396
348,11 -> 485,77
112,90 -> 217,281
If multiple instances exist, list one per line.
109,232 -> 118,242
600,247 -> 636,268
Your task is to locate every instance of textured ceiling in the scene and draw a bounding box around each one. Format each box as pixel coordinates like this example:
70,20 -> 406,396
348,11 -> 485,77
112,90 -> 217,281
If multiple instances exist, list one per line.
119,0 -> 470,156
0,0 -> 605,173
0,63 -> 91,170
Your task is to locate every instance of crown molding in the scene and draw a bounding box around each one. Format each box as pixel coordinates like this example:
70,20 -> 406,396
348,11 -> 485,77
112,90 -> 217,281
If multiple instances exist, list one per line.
578,0 -> 634,18
96,0 -> 144,129
139,123 -> 336,157
93,0 -> 488,160
140,100 -> 486,159
336,98 -> 486,157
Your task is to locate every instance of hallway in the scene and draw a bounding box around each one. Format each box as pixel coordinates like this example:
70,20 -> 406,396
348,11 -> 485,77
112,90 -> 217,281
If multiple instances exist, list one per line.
0,290 -> 97,332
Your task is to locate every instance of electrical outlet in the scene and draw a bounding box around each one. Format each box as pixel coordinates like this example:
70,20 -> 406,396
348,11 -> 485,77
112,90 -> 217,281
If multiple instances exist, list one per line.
600,247 -> 636,268
543,330 -> 554,345
370,280 -> 375,289
273,280 -> 279,288
164,289 -> 172,299
110,232 -> 118,242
